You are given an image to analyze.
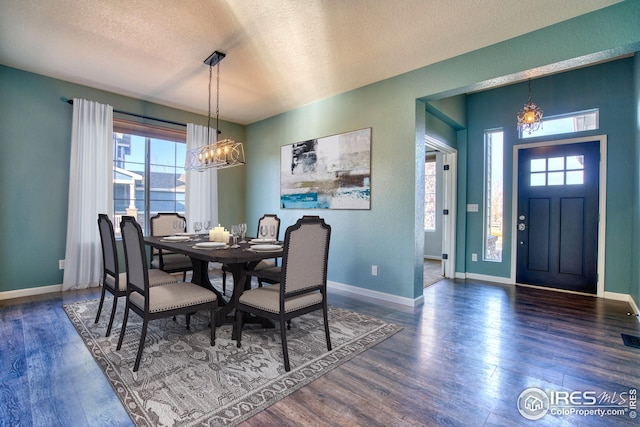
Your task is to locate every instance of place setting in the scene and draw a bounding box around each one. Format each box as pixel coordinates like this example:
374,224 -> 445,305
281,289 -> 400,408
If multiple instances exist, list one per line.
192,241 -> 228,250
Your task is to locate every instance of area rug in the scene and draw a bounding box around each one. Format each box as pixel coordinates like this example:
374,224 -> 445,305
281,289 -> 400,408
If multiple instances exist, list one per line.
63,297 -> 402,426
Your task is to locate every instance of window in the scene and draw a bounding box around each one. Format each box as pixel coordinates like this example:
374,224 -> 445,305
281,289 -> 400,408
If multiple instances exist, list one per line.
520,109 -> 599,139
484,130 -> 503,262
113,119 -> 186,235
530,155 -> 584,187
424,156 -> 437,231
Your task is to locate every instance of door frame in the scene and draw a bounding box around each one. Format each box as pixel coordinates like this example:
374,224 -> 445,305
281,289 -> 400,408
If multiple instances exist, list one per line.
510,135 -> 607,296
425,136 -> 457,279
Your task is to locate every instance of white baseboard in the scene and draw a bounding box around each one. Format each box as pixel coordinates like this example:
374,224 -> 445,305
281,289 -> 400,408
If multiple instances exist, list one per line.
0,284 -> 63,300
328,280 -> 423,307
606,291 -> 640,323
465,272 -> 513,285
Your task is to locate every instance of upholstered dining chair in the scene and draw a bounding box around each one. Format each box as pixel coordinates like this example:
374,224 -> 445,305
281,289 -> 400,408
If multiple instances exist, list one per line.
244,215 -> 320,289
95,214 -> 178,337
234,216 -> 332,372
222,214 -> 281,294
116,216 -> 218,372
149,212 -> 193,281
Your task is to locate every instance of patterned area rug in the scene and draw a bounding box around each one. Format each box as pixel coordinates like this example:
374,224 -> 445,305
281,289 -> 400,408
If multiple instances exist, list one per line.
63,297 -> 401,426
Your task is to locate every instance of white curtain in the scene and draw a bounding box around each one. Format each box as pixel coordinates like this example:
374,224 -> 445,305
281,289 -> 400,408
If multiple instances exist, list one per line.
63,99 -> 113,290
185,123 -> 219,228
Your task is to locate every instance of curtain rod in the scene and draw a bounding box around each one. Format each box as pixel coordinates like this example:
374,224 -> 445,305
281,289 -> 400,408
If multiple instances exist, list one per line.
66,99 -> 187,127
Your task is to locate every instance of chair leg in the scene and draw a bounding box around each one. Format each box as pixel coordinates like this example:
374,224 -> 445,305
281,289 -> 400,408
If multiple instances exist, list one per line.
94,286 -> 106,324
323,306 -> 332,351
116,303 -> 130,351
133,318 -> 149,372
182,271 -> 187,282
287,320 -> 291,330
186,313 -> 191,330
280,317 -> 290,372
105,295 -> 119,337
210,306 -> 216,346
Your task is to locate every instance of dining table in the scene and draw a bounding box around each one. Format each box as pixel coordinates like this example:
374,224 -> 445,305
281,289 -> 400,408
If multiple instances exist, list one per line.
144,235 -> 282,331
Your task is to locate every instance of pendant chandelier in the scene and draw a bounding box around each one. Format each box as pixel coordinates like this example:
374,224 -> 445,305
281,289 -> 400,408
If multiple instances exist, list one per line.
185,51 -> 245,171
517,79 -> 543,135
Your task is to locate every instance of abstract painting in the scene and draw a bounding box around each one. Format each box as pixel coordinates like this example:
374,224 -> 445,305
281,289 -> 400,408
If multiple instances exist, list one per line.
280,128 -> 371,209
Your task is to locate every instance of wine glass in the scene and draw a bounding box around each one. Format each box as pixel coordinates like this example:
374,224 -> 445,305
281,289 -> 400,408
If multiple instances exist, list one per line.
231,225 -> 240,248
259,225 -> 268,240
172,219 -> 181,235
239,223 -> 247,243
269,225 -> 276,242
193,222 -> 202,240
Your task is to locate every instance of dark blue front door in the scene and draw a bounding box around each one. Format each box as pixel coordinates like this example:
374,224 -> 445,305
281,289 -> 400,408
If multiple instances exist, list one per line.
516,141 -> 600,294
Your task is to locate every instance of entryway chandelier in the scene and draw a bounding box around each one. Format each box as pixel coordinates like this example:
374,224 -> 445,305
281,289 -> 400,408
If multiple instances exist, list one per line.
517,79 -> 543,135
185,51 -> 245,171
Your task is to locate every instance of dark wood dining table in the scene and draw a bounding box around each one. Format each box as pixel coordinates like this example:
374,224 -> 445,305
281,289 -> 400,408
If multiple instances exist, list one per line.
144,235 -> 282,329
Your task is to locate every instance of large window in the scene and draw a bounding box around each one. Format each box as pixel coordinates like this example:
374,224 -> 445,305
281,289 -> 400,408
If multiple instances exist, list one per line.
424,155 -> 437,231
113,120 -> 186,235
484,129 -> 503,262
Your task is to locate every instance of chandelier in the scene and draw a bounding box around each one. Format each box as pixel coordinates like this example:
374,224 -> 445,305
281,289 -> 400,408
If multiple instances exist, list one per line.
185,51 -> 245,171
517,79 -> 543,135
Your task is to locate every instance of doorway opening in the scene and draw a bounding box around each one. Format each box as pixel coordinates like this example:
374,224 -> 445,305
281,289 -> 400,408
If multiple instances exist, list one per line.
424,136 -> 457,283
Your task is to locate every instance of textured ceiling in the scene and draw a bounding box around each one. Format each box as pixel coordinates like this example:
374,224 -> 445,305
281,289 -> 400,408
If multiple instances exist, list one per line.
0,0 -> 622,124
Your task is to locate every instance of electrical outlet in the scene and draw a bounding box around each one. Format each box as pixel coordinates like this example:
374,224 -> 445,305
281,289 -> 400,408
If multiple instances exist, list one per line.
59,259 -> 65,269
471,253 -> 478,262
371,265 -> 378,276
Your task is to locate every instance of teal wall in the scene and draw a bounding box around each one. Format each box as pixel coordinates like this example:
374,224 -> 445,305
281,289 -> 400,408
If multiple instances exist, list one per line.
465,58 -> 635,294
0,66 -> 245,292
2,1 -> 640,305
633,53 -> 640,306
244,1 -> 640,301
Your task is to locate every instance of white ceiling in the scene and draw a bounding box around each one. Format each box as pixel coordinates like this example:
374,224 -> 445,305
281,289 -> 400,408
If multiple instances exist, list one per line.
0,0 -> 622,124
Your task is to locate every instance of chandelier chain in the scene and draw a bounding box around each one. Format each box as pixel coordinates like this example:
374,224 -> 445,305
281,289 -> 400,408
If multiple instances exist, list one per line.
207,65 -> 212,141
216,62 -> 220,133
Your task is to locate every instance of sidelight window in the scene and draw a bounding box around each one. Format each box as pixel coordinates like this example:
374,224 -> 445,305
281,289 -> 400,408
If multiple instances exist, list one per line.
484,129 -> 503,262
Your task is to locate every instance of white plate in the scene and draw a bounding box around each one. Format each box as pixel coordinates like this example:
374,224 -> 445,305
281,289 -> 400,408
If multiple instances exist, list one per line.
250,238 -> 273,244
250,244 -> 282,252
175,232 -> 195,236
162,236 -> 191,242
195,241 -> 226,248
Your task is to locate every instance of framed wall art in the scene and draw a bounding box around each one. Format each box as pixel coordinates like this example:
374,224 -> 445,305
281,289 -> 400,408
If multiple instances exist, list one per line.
280,127 -> 371,209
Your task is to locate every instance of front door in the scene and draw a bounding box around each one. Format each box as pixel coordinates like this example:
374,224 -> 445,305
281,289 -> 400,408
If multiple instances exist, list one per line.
516,141 -> 600,294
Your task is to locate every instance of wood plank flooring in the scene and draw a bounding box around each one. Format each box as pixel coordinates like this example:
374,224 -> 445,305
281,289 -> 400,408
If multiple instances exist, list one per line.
1,278 -> 639,426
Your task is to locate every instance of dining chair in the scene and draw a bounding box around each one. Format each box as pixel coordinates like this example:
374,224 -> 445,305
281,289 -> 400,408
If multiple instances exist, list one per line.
116,216 -> 218,372
244,216 -> 320,289
234,216 -> 332,372
95,214 -> 178,337
149,212 -> 193,281
221,214 -> 281,294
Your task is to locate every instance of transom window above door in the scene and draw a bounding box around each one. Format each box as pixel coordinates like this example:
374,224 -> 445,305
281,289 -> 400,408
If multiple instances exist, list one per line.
530,155 -> 584,186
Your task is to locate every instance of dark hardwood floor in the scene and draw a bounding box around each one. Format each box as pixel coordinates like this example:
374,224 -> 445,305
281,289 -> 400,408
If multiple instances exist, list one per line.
2,278 -> 639,426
